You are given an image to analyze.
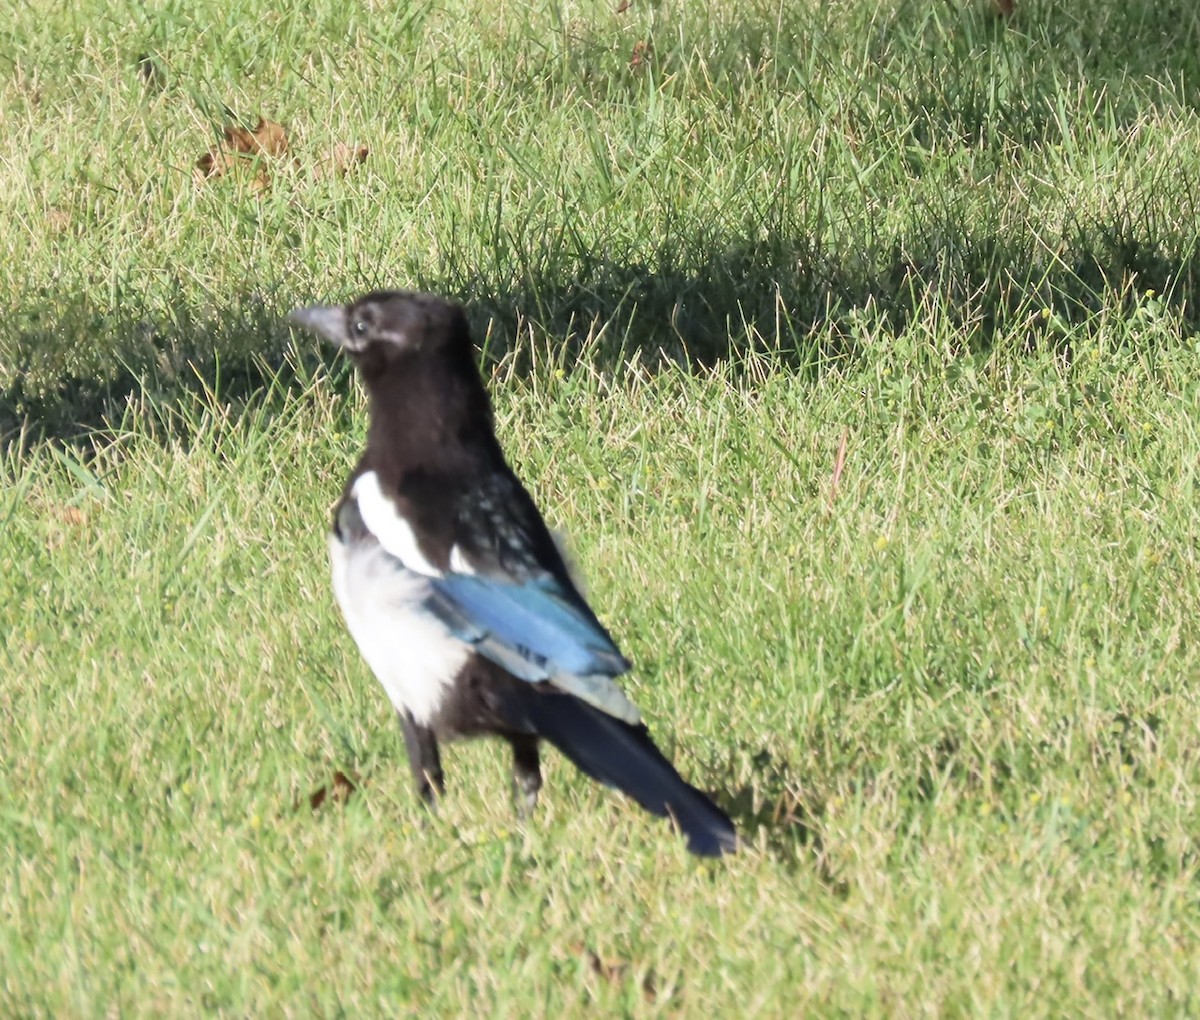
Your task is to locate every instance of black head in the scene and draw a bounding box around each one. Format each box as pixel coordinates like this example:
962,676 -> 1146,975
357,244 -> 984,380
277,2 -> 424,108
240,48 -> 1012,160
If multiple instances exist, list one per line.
289,289 -> 497,466
288,290 -> 474,380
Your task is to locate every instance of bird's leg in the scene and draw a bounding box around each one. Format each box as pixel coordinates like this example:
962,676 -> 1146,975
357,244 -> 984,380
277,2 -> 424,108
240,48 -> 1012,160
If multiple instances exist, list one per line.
398,709 -> 444,808
510,736 -> 542,820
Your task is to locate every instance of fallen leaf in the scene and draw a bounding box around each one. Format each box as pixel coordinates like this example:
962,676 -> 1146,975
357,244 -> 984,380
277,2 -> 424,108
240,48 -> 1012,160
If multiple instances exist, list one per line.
306,769 -> 360,810
583,946 -> 627,983
574,944 -> 659,1001
314,141 -> 369,180
136,53 -> 166,91
993,0 -> 1014,14
47,208 -> 71,233
194,117 -> 289,191
228,117 -> 289,158
194,147 -> 233,182
615,0 -> 631,12
13,66 -> 42,106
629,40 -> 652,70
44,503 -> 88,549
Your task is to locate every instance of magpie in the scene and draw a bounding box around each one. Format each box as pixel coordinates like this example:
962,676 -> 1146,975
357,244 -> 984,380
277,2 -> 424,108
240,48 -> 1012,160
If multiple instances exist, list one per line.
289,290 -> 738,857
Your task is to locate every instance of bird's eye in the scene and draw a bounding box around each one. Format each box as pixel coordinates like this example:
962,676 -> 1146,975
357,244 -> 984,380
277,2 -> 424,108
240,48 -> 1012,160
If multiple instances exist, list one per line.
352,320 -> 369,337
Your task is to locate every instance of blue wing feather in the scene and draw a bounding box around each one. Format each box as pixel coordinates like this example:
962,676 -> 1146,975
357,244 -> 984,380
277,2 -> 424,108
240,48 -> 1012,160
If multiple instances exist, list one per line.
426,572 -> 630,680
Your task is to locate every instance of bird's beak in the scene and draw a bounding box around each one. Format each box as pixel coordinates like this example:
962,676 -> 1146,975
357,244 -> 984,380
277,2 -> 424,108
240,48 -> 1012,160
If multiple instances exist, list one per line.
287,304 -> 350,348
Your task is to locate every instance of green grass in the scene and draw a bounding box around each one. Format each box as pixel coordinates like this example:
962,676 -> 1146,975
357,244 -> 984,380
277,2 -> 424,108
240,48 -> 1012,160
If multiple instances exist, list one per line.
4,0 -> 1200,1013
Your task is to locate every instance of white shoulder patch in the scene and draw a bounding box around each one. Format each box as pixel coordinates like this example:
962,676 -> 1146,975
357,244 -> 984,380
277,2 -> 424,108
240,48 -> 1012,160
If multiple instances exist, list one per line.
448,544 -> 476,574
352,471 -> 442,577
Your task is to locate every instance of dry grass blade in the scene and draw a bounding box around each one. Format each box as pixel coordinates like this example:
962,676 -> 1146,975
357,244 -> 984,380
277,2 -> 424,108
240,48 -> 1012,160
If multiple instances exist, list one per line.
827,426 -> 849,509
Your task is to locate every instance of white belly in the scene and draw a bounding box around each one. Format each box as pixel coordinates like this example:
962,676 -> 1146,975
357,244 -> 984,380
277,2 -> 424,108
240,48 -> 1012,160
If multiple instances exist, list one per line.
328,532 -> 469,726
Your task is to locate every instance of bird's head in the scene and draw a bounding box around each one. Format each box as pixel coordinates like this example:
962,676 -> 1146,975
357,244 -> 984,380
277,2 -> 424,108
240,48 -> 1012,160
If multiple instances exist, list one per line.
288,290 -> 473,379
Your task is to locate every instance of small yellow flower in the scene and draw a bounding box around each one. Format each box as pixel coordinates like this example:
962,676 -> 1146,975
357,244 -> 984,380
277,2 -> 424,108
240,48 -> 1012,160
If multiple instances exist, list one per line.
1145,289 -> 1156,299
554,368 -> 565,380
1119,790 -> 1133,806
1029,791 -> 1042,805
1041,307 -> 1052,320
250,813 -> 262,831
1036,605 -> 1048,621
874,535 -> 889,551
978,802 -> 993,817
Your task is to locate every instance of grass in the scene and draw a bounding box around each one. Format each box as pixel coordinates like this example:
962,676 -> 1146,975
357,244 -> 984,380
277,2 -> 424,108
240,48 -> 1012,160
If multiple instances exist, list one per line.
4,0 -> 1200,1013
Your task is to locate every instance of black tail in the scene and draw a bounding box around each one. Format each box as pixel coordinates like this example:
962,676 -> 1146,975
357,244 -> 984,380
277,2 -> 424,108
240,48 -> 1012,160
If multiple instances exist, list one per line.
517,689 -> 738,857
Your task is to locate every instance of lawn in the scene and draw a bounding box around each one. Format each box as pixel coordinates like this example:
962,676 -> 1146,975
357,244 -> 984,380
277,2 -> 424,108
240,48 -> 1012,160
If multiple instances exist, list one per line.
4,0 -> 1200,1014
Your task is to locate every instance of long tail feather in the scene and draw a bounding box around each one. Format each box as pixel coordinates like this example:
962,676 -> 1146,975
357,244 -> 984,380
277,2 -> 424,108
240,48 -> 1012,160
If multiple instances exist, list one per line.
517,689 -> 738,857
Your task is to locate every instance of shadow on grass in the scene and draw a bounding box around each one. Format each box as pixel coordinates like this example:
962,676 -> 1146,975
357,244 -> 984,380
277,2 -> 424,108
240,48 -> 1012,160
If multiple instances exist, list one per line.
700,707 -> 1173,887
6,211 -> 1198,448
0,285 -> 329,448
6,0 -> 1200,444
556,0 -> 1200,148
703,744 -> 848,892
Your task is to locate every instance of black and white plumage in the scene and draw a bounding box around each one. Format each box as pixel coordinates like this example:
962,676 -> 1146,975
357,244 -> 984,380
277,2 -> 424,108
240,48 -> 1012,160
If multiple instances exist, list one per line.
289,290 -> 737,857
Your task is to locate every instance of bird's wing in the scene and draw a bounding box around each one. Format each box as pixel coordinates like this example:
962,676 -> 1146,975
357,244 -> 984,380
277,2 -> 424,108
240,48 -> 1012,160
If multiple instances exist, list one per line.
350,468 -> 640,724
427,571 -> 629,678
426,570 -> 640,725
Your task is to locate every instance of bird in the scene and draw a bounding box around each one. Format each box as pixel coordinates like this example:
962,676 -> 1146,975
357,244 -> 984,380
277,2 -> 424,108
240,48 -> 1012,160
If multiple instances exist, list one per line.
288,290 -> 738,857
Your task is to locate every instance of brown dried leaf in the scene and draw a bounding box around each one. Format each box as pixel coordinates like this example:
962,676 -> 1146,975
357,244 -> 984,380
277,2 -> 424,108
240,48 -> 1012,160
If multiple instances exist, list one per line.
306,770 -> 360,811
47,208 -> 71,234
314,142 -> 369,180
574,945 -> 659,1001
993,0 -> 1014,14
584,947 -> 627,983
194,147 -> 233,182
629,40 -> 652,70
13,66 -> 42,106
44,505 -> 87,551
615,0 -> 631,12
225,117 -> 289,158
195,117 -> 289,191
136,53 -> 166,91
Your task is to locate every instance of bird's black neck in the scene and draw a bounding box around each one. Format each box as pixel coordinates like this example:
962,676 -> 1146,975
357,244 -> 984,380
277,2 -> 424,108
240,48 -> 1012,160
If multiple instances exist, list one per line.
362,350 -> 501,480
